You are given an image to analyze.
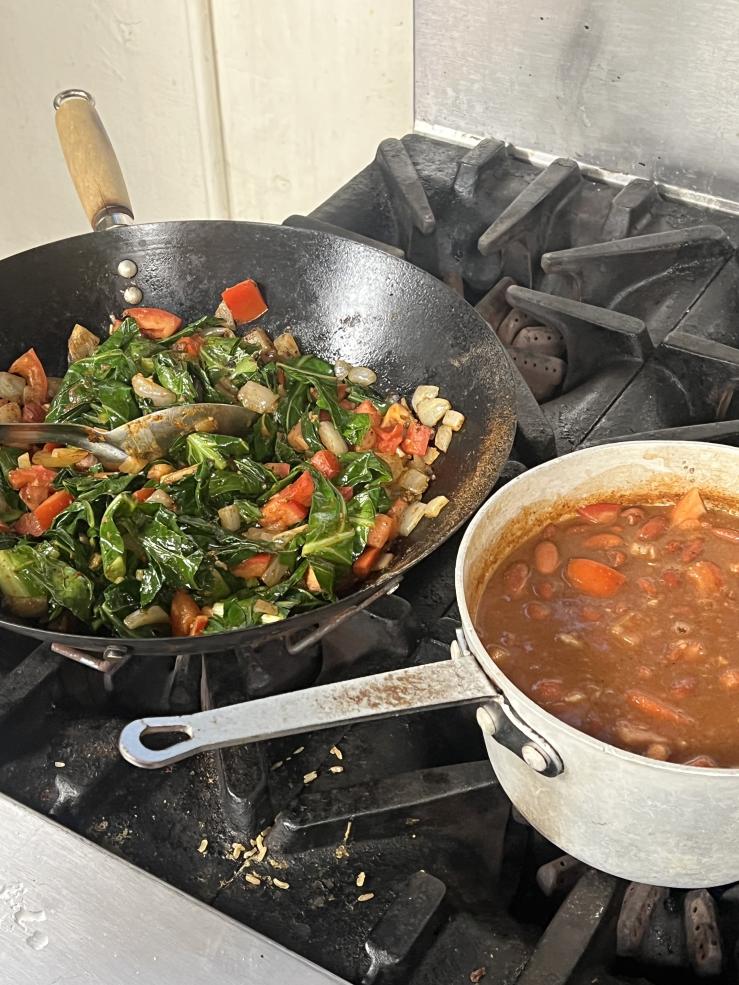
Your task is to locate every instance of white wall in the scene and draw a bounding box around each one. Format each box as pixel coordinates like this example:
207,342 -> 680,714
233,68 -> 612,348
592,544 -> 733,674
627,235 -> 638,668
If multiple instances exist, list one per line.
0,0 -> 412,258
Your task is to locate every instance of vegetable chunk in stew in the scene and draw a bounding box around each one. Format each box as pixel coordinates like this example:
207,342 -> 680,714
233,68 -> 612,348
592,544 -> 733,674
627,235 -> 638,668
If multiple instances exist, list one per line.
476,490 -> 739,768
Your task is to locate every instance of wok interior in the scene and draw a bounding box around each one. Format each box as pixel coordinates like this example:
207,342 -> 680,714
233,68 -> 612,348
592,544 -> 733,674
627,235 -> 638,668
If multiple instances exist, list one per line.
0,221 -> 515,647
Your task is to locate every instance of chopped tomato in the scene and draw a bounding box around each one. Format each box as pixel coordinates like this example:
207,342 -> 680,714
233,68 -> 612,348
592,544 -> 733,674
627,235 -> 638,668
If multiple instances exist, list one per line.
671,488 -> 706,527
231,553 -> 272,579
22,402 -> 46,423
9,466 -> 56,490
355,400 -> 382,429
374,423 -> 404,454
15,490 -> 74,537
565,557 -> 626,598
382,403 -> 411,429
171,590 -> 202,637
265,462 -> 291,479
189,614 -> 209,636
20,482 -> 53,510
132,487 -> 155,502
42,443 -> 62,453
626,689 -> 695,726
305,565 -> 322,593
367,514 -> 396,549
9,349 -> 47,404
122,307 -> 183,340
352,545 -> 381,578
576,503 -> 621,524
172,334 -> 204,359
281,471 -> 315,508
221,278 -> 268,324
260,498 -> 308,531
339,485 -> 354,501
310,449 -> 340,480
401,421 -> 433,456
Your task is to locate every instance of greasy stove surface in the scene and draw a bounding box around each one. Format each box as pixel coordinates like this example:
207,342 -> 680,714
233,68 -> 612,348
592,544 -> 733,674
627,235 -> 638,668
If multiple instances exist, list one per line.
1,132 -> 739,983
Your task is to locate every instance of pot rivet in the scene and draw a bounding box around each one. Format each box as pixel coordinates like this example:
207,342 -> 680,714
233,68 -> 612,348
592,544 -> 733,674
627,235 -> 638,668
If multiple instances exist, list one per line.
123,285 -> 143,305
476,706 -> 498,736
522,743 -> 549,773
117,259 -> 138,278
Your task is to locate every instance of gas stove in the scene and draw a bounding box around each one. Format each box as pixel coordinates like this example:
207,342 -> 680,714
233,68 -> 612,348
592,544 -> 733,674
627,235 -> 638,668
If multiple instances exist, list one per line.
3,133 -> 739,984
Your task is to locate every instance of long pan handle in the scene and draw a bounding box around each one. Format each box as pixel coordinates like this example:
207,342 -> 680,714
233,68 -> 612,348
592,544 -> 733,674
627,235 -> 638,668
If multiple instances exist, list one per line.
54,90 -> 134,231
119,646 -> 497,769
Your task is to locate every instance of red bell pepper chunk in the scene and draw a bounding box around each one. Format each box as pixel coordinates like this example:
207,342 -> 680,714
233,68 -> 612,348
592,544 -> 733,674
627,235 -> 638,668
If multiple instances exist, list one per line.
15,490 -> 74,537
172,334 -> 204,359
231,553 -> 272,580
260,498 -> 308,532
277,471 -> 315,508
9,466 -> 56,490
310,449 -> 340,480
9,348 -> 47,404
339,485 -> 354,501
122,307 -> 183,340
374,423 -> 404,454
401,421 -> 433,456
171,589 -> 202,637
221,279 -> 268,325
265,462 -> 291,479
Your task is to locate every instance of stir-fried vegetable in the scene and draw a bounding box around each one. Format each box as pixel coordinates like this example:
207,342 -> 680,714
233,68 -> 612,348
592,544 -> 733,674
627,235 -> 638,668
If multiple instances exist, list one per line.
0,279 -> 463,638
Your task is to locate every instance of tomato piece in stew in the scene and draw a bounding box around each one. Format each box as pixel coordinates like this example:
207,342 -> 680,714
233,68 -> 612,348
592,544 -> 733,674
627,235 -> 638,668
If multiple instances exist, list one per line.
475,491 -> 739,768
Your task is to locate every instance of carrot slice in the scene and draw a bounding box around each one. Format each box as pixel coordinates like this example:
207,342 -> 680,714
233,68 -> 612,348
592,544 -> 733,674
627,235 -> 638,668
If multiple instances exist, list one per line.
565,557 -> 625,598
171,589 -> 201,637
401,421 -> 433,456
626,689 -> 695,726
132,487 -> 155,502
353,545 -> 381,578
367,514 -> 396,550
122,307 -> 183,340
310,449 -> 340,480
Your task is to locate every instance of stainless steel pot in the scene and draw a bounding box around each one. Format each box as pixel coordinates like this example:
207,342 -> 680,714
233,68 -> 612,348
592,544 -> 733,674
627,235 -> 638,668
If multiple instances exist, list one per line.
118,440 -> 739,888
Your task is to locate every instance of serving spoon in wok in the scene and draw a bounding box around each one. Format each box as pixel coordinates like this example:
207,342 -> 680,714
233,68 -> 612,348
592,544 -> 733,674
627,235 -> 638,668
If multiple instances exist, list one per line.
0,403 -> 254,471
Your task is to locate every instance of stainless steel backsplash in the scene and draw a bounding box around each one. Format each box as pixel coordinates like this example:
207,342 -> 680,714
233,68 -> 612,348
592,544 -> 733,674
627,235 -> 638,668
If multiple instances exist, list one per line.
414,0 -> 739,206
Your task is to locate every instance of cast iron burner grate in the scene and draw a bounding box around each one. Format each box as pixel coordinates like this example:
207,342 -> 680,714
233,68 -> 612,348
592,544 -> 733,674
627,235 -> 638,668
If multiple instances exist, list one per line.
1,133 -> 739,983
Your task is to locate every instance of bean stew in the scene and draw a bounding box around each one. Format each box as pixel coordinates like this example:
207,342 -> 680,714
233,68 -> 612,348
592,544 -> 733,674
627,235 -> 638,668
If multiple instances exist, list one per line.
476,489 -> 739,768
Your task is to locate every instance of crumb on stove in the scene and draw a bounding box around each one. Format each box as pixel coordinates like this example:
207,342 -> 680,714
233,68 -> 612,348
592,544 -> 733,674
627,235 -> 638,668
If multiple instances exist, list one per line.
303,770 -> 318,784
54,761 -> 65,768
230,842 -> 246,860
357,893 -> 375,903
356,871 -> 366,888
270,760 -> 284,771
330,745 -> 343,760
292,746 -> 305,755
245,873 -> 262,886
197,838 -> 208,854
273,878 -> 290,890
469,968 -> 487,983
329,765 -> 344,774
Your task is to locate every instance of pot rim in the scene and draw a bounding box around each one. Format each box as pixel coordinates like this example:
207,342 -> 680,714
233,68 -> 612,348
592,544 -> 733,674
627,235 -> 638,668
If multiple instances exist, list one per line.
455,439 -> 739,778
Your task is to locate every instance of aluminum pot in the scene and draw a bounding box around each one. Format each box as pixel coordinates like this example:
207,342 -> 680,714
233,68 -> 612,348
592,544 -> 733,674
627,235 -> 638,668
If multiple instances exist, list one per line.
118,440 -> 739,888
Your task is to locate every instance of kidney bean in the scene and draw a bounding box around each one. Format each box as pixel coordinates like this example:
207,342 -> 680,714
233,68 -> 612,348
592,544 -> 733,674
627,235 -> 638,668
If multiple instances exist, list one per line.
607,549 -> 627,568
525,601 -> 551,621
680,538 -> 705,563
637,577 -> 659,597
670,676 -> 697,699
664,639 -> 705,663
646,742 -> 670,760
531,679 -> 563,702
534,580 -> 556,600
542,523 -> 558,539
686,560 -> 723,597
577,503 -> 621,524
664,540 -> 681,554
533,540 -> 559,574
503,561 -> 530,597
712,527 -> 739,543
661,568 -> 682,589
636,665 -> 654,679
583,533 -> 624,550
581,605 -> 602,622
626,690 -> 696,726
637,516 -> 669,541
621,507 -> 646,525
684,754 -> 717,768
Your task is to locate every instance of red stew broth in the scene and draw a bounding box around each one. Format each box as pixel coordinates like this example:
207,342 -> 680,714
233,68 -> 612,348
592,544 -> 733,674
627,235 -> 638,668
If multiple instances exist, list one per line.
475,490 -> 739,768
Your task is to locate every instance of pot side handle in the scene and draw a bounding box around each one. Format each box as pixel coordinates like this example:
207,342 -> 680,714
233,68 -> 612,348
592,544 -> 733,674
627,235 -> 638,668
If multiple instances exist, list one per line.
54,90 -> 134,231
119,646 -> 497,769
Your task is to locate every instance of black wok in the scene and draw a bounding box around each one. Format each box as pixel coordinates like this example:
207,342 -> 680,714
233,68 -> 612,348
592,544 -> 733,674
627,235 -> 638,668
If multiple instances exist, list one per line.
0,93 -> 515,656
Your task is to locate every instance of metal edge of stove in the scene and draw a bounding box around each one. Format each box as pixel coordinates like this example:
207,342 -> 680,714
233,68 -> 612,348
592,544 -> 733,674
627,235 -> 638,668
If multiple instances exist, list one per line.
0,792 -> 349,985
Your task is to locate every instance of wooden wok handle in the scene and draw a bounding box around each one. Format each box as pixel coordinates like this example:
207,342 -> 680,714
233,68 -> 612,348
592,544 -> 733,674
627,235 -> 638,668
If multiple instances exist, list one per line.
54,90 -> 134,231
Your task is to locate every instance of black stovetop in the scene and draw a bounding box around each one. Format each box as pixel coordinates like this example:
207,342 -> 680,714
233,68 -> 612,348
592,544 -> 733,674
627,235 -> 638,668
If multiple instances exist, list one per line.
2,133 -> 739,984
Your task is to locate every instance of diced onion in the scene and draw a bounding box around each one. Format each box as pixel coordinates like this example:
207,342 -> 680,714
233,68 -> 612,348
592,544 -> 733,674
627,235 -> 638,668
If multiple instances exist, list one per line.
0,372 -> 25,402
68,323 -> 100,362
347,366 -> 377,386
123,605 -> 170,630
318,420 -> 348,455
435,425 -> 453,453
17,452 -> 31,468
0,402 -> 21,424
119,455 -> 148,475
374,552 -> 395,571
424,495 -> 449,518
417,397 -> 451,427
218,504 -> 242,531
424,447 -> 440,465
147,462 -> 175,480
131,373 -> 177,409
32,447 -> 88,468
160,464 -> 198,484
213,300 -> 236,330
238,380 -> 279,414
442,409 -> 465,431
334,359 -> 352,380
147,489 -> 176,509
5,596 -> 47,618
398,502 -> 427,536
261,613 -> 285,624
287,421 -> 309,452
254,599 -> 280,616
273,332 -> 301,358
243,328 -> 273,351
262,557 -> 290,587
411,385 -> 439,413
399,468 -> 430,496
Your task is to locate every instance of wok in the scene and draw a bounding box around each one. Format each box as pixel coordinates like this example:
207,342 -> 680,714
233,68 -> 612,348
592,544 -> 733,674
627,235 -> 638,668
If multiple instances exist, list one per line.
0,91 -> 515,656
